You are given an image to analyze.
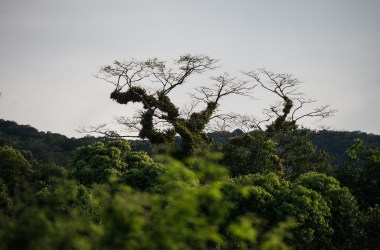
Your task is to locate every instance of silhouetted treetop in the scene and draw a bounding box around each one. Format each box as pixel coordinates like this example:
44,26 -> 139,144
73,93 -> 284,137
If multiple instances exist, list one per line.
96,54 -> 254,155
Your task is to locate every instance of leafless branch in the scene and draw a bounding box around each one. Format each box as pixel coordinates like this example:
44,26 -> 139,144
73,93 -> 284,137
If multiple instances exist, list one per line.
193,73 -> 255,104
206,113 -> 272,133
161,54 -> 219,95
243,69 -> 336,128
180,100 -> 202,120
114,115 -> 142,133
76,123 -> 140,138
243,69 -> 302,98
294,105 -> 337,122
206,113 -> 237,132
97,59 -> 150,91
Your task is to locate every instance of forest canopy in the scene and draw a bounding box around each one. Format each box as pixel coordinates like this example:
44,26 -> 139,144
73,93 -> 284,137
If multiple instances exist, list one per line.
0,55 -> 379,249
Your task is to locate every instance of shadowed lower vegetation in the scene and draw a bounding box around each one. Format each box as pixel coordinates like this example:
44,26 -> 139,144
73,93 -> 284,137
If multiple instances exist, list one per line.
0,122 -> 379,249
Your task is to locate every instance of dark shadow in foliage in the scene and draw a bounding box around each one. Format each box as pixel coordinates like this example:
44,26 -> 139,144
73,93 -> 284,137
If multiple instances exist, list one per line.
69,140 -> 165,192
334,139 -> 380,207
221,131 -> 278,177
0,119 -> 101,165
0,146 -> 34,198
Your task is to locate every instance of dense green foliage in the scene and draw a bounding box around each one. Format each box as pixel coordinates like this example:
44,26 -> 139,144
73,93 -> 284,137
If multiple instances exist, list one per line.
0,119 -> 155,164
1,120 -> 379,249
2,119 -> 380,164
334,139 -> 380,207
2,54 -> 379,248
220,132 -> 278,176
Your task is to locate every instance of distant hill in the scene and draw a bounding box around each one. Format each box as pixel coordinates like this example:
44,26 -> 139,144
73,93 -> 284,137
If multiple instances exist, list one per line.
208,129 -> 380,163
0,119 -> 153,165
0,119 -> 100,165
1,118 -> 379,165
310,130 -> 380,162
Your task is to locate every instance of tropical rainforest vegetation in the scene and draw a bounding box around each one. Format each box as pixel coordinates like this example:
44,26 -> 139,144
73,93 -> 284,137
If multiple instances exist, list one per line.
1,121 -> 379,249
0,55 -> 379,249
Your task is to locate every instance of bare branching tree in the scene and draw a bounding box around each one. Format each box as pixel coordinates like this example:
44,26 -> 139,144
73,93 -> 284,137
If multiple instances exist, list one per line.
243,69 -> 336,135
81,57 -> 336,158
89,54 -> 253,155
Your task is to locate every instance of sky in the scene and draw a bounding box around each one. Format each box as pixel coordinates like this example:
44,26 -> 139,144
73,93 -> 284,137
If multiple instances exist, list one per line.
0,0 -> 379,137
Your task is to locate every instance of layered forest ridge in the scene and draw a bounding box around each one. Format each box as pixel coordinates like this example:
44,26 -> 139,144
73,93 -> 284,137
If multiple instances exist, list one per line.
1,119 -> 379,165
1,118 -> 379,249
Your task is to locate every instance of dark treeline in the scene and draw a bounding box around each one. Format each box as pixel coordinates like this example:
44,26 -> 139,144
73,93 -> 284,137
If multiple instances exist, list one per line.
2,119 -> 380,166
0,118 -> 379,249
0,119 -> 154,165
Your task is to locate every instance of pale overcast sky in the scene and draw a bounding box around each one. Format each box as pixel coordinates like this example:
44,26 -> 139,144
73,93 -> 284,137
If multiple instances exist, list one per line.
0,0 -> 379,137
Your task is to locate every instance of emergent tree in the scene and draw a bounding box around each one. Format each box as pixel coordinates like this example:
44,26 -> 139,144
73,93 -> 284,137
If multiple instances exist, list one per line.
219,69 -> 336,178
96,55 -> 253,155
242,69 -> 336,135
